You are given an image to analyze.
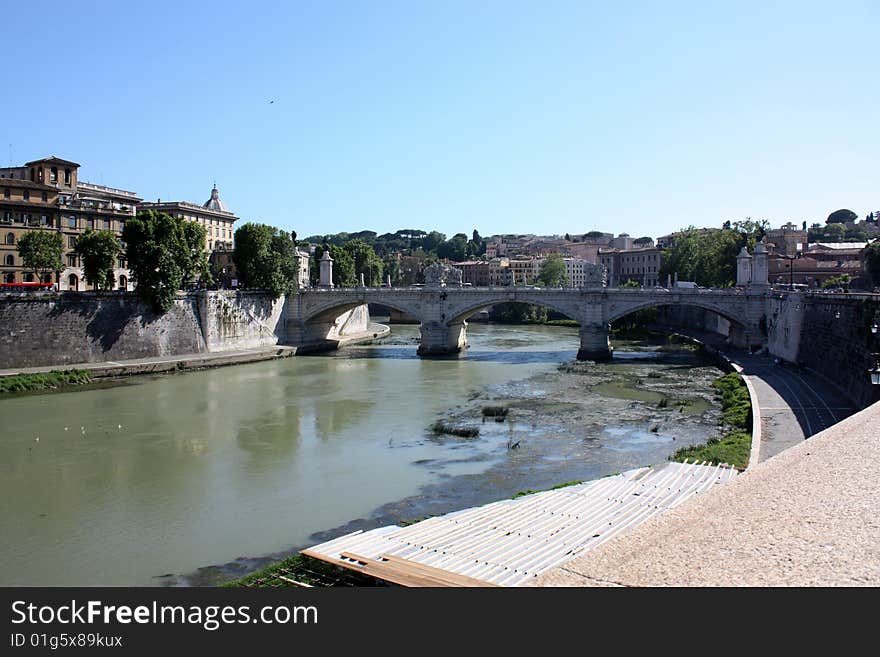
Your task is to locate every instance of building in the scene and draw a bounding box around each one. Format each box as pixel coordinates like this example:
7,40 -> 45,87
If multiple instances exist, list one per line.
599,246 -> 663,287
507,258 -> 541,285
765,222 -> 808,257
137,184 -> 238,253
563,258 -> 606,287
455,260 -> 491,286
488,258 -> 512,286
1,157 -> 141,291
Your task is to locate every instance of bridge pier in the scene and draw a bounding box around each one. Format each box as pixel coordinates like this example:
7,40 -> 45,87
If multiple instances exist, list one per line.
577,324 -> 613,361
417,321 -> 468,357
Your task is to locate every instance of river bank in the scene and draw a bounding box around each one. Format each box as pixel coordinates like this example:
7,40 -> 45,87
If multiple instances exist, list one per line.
207,334 -> 729,587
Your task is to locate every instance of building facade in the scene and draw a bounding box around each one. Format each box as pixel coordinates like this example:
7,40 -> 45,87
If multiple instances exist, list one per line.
137,184 -> 237,253
600,246 -> 662,287
1,157 -> 141,291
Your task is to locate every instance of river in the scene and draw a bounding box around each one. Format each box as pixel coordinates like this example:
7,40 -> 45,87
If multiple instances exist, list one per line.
0,323 -> 725,586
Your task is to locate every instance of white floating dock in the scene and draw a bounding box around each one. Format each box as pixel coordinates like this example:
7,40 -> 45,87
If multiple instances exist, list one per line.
302,460 -> 738,586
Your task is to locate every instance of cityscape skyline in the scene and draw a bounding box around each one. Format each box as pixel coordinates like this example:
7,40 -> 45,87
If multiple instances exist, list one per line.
3,1 -> 877,240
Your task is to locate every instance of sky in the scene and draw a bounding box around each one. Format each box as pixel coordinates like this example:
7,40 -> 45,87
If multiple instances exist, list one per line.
2,1 -> 877,240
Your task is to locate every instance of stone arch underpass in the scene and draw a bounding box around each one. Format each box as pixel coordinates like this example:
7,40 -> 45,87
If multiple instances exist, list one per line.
287,287 -> 769,359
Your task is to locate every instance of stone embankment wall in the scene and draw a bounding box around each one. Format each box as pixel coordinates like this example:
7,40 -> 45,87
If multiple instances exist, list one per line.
198,292 -> 287,351
767,292 -> 880,409
0,291 -> 372,370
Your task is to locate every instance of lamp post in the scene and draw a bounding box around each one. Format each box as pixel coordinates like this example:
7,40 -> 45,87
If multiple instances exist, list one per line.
780,253 -> 800,289
870,321 -> 880,386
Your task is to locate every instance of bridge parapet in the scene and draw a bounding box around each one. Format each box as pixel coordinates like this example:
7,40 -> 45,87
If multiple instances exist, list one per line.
290,286 -> 771,357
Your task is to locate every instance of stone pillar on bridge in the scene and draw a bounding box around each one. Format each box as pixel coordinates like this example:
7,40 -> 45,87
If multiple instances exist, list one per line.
417,321 -> 468,357
577,323 -> 612,361
319,250 -> 334,288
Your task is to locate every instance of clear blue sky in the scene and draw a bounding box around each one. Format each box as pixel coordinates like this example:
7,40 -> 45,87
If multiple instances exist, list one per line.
3,1 -> 876,240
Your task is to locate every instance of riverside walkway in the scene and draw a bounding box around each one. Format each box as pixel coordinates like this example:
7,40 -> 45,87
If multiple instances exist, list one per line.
530,399 -> 880,586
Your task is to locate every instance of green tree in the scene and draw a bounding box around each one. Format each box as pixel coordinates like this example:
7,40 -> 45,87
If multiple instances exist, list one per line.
422,231 -> 446,254
538,253 -> 569,286
659,226 -> 745,287
437,233 -> 469,262
827,209 -> 858,224
343,239 -> 384,286
633,236 -> 654,246
122,210 -> 210,313
620,279 -> 641,288
233,223 -> 299,297
16,230 -> 63,282
861,241 -> 880,288
311,244 -> 356,288
75,229 -> 120,290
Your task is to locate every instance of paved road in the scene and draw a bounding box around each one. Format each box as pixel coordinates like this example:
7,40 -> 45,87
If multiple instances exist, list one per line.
664,327 -> 858,463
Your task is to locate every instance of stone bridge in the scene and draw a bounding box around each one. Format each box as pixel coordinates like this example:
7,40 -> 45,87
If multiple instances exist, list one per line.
287,286 -> 770,359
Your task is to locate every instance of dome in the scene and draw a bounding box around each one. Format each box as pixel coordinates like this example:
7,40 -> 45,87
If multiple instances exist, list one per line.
203,183 -> 229,213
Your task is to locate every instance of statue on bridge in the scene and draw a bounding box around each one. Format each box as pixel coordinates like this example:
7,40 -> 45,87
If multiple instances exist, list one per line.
423,263 -> 463,288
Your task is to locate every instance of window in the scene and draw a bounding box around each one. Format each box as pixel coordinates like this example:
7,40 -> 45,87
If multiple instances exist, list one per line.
23,190 -> 29,201
64,169 -> 71,186
68,274 -> 78,290
41,191 -> 47,202
104,220 -> 111,230
3,188 -> 8,199
24,273 -> 33,282
41,215 -> 49,226
5,232 -> 13,245
5,272 -> 14,284
4,254 -> 13,266
68,217 -> 76,228
69,236 -> 77,248
67,254 -> 77,267
50,168 -> 57,184
117,258 -> 126,269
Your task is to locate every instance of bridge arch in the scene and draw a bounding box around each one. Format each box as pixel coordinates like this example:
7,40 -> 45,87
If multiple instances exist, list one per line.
446,296 -> 579,326
301,296 -> 424,325
606,298 -> 748,329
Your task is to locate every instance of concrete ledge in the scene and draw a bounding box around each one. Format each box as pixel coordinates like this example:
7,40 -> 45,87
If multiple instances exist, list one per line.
0,346 -> 297,380
529,400 -> 880,586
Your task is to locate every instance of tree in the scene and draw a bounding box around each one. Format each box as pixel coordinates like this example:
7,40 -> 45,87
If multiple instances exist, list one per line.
437,233 -> 469,262
311,244 -> 356,288
564,233 -> 571,242
863,241 -> 880,288
538,253 -> 568,286
122,210 -> 209,313
633,236 -> 653,246
16,230 -> 63,283
826,209 -> 858,224
620,279 -> 641,288
659,226 -> 745,287
343,239 -> 383,286
75,229 -> 120,290
233,223 -> 299,297
422,231 -> 446,254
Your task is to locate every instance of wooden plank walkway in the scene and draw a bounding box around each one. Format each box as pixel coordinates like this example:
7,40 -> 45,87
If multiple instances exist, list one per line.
302,461 -> 738,587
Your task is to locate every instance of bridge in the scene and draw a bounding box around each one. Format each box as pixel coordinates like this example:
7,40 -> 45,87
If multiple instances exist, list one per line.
287,286 -> 770,359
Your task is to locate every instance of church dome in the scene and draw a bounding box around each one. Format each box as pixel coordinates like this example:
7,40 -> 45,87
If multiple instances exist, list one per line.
203,183 -> 229,212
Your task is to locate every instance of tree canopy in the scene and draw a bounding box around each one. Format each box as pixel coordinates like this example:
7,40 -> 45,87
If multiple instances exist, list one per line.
826,209 -> 858,225
311,244 -> 356,288
16,230 -> 63,280
863,241 -> 880,288
659,226 -> 752,287
538,253 -> 568,286
75,229 -> 120,290
233,223 -> 300,297
122,210 -> 210,312
343,239 -> 384,286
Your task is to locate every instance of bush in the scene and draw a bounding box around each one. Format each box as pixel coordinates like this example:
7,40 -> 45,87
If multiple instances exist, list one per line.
431,421 -> 479,438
